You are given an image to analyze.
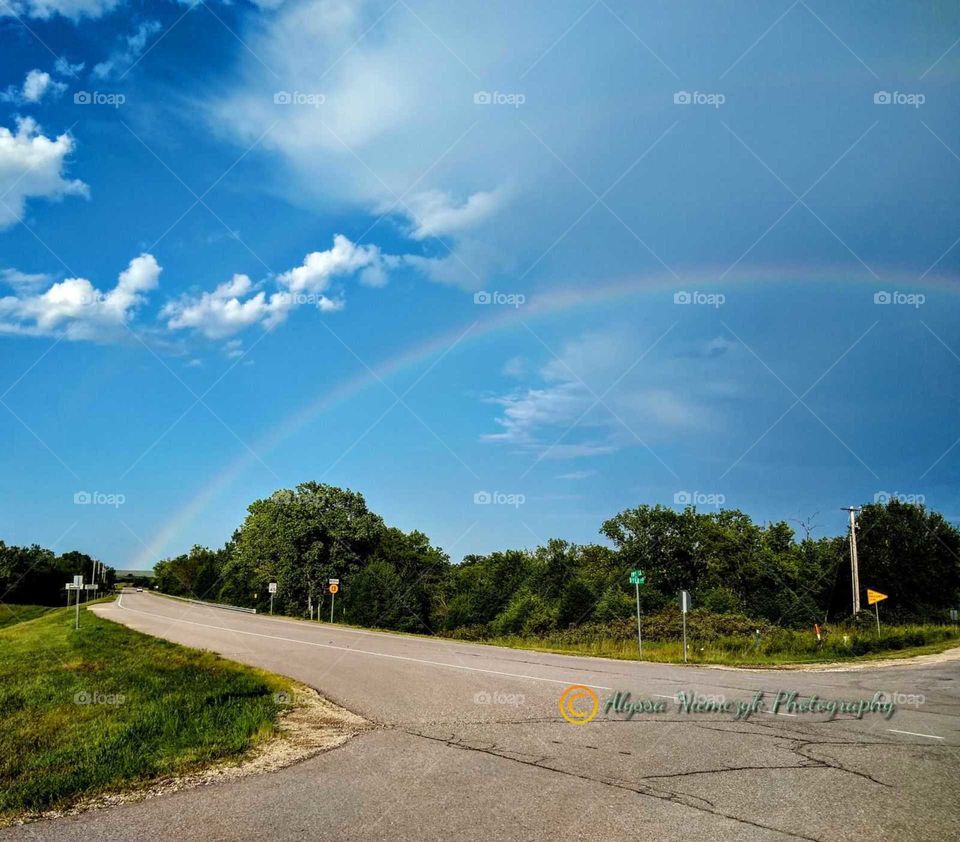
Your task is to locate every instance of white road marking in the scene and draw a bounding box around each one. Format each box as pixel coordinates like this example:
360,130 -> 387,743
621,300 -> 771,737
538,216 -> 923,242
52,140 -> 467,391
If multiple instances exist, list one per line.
887,729 -> 944,740
113,599 -> 614,691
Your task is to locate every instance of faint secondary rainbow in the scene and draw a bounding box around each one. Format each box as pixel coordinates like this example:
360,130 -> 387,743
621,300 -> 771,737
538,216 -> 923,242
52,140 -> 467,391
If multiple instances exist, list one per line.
130,266 -> 958,567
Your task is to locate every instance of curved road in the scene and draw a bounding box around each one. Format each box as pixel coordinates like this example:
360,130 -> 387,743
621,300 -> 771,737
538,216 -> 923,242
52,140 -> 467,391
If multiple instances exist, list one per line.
11,591 -> 960,841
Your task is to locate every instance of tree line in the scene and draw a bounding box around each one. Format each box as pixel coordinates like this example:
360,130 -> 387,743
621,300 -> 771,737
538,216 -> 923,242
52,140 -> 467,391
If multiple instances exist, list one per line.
152,482 -> 960,634
0,543 -> 114,605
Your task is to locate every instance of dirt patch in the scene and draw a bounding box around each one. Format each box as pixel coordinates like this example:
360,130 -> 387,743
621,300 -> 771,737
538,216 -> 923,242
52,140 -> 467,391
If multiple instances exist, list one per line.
4,685 -> 371,828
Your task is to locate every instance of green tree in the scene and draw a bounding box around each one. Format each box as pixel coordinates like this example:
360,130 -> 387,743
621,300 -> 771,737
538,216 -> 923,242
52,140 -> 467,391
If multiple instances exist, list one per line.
221,482 -> 386,614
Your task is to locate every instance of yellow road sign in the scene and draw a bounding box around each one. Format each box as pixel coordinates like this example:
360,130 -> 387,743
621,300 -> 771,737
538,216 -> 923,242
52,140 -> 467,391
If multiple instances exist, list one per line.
867,589 -> 888,605
328,583 -> 339,594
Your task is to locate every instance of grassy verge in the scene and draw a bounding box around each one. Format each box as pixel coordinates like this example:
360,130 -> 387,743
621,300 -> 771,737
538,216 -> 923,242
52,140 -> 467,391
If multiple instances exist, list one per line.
0,601 -> 294,823
148,588 -> 960,667
0,604 -> 58,629
481,624 -> 960,666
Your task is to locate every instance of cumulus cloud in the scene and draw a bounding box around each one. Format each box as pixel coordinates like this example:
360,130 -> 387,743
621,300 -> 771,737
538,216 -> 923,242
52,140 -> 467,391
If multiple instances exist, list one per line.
0,254 -> 160,340
0,118 -> 88,229
1,0 -> 121,20
162,234 -> 416,340
277,234 -> 394,294
2,70 -> 67,105
162,274 -> 292,340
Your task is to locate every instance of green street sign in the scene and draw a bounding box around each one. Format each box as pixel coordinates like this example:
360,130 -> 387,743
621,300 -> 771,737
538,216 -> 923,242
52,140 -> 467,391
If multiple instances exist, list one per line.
629,570 -> 645,586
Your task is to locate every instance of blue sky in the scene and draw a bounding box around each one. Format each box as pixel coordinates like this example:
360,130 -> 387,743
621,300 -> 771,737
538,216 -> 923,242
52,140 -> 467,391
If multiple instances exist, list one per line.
1,0 -> 959,569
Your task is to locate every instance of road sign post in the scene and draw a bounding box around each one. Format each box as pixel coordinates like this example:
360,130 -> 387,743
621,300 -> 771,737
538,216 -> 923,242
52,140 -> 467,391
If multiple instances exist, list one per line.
867,589 -> 888,638
629,570 -> 645,659
74,576 -> 82,629
268,581 -> 277,615
680,590 -> 690,663
329,579 -> 339,623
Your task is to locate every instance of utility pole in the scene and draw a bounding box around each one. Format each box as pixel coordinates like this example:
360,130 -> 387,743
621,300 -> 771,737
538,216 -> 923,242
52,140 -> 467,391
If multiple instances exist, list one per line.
841,507 -> 862,615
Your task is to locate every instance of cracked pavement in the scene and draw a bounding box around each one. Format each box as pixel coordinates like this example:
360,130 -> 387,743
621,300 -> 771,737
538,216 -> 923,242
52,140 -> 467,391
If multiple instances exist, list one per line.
9,591 -> 958,842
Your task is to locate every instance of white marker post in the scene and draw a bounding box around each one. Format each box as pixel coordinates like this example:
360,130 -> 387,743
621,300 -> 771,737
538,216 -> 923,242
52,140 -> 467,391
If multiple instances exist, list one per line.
680,590 -> 690,663
268,581 -> 277,615
72,576 -> 83,629
329,579 -> 339,623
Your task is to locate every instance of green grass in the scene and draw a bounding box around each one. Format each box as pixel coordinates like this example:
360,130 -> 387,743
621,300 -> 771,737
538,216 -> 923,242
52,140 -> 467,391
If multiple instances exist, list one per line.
0,604 -> 58,629
482,624 -> 960,666
0,601 -> 294,822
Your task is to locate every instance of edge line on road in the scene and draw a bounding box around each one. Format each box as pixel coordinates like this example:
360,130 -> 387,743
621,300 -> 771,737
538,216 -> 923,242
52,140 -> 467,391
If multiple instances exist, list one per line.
886,729 -> 944,740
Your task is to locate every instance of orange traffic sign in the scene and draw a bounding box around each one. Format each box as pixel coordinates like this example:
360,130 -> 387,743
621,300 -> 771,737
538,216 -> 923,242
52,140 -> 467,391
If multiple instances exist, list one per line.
867,589 -> 888,605
328,583 -> 339,594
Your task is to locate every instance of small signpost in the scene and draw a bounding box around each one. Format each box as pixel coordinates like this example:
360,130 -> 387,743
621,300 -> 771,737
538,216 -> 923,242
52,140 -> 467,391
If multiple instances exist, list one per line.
867,588 -> 888,637
329,579 -> 339,623
67,576 -> 83,629
629,570 -> 645,658
268,581 -> 277,615
679,590 -> 691,663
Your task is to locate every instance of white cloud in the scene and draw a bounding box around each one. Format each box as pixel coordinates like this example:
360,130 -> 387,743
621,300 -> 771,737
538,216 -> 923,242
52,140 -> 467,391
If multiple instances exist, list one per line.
24,70 -> 65,102
0,118 -> 88,229
398,188 -> 504,241
484,329 -> 719,460
1,268 -> 53,291
54,58 -> 85,77
211,2 -> 525,286
556,469 -> 597,480
0,254 -> 160,340
277,234 -> 390,294
93,20 -> 162,79
223,338 -> 244,358
162,234 -> 429,340
2,70 -> 67,105
162,274 -> 292,340
1,0 -> 121,20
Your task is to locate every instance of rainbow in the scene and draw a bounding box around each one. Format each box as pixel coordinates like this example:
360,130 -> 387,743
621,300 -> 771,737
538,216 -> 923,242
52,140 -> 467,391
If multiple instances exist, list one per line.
129,265 -> 958,568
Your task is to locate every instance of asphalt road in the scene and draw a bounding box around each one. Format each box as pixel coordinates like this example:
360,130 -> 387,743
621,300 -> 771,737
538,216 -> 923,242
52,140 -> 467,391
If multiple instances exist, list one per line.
10,591 -> 960,841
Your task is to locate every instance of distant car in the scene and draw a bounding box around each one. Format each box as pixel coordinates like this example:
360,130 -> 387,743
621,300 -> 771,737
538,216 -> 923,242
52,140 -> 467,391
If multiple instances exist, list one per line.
136,587 -> 143,592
